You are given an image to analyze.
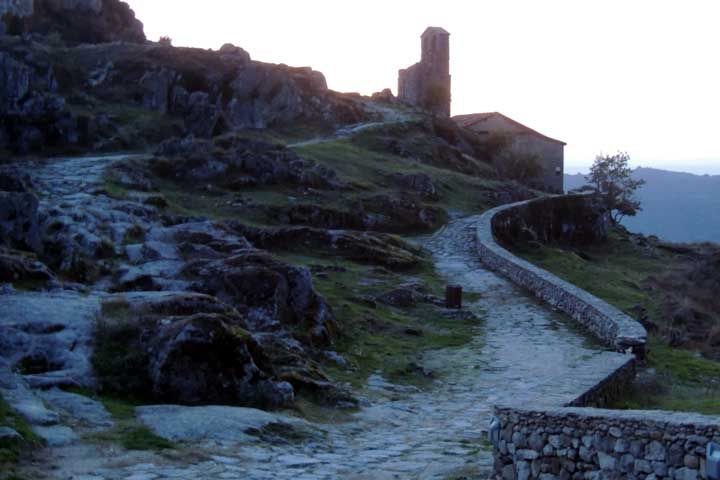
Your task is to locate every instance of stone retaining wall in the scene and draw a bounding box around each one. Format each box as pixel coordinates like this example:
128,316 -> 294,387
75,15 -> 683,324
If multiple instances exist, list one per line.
492,406 -> 720,480
476,197 -> 647,356
477,197 -> 720,480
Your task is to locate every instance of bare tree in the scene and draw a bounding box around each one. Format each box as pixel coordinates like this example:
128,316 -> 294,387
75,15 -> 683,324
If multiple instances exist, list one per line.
585,152 -> 645,223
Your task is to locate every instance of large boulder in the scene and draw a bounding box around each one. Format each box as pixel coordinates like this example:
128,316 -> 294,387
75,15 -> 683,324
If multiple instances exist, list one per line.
149,313 -> 294,407
183,251 -> 338,347
94,293 -> 294,408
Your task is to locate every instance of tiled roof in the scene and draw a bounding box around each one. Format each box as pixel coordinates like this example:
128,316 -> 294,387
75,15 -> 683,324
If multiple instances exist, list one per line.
453,112 -> 566,146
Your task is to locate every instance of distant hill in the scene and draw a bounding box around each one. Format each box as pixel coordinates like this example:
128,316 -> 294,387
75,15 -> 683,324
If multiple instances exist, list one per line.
565,168 -> 720,243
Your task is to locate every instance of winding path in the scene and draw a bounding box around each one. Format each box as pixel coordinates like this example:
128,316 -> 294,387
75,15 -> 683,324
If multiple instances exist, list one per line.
5,151 -> 631,479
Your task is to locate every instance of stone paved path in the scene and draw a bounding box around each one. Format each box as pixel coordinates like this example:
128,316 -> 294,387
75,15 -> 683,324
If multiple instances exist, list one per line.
7,153 -> 634,480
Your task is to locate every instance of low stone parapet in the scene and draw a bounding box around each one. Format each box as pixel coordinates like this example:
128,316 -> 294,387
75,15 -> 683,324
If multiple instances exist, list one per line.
492,405 -> 720,480
475,197 -> 647,356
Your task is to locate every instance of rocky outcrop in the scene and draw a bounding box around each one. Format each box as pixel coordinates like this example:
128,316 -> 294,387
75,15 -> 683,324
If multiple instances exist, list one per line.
0,27 -> 370,154
2,0 -> 145,44
229,223 -> 428,271
152,136 -> 345,190
391,172 -> 440,200
0,51 -> 83,154
183,251 -> 339,347
269,195 -> 447,234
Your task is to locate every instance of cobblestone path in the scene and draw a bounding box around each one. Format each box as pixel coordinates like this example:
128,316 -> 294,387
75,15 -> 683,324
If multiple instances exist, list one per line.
8,156 -> 631,480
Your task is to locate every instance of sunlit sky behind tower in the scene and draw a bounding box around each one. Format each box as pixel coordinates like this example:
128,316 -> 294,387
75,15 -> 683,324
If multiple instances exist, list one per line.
128,0 -> 720,175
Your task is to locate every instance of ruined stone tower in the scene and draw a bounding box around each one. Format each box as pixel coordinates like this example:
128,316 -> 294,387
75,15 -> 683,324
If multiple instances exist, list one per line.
398,27 -> 451,117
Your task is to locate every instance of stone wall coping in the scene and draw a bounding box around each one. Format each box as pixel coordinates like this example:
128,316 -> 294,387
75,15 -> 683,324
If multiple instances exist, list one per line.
494,404 -> 720,429
476,197 -> 647,352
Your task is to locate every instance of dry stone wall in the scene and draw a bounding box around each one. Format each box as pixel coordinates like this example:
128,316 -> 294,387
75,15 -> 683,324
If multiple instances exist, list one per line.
492,406 -> 720,480
475,197 -> 647,356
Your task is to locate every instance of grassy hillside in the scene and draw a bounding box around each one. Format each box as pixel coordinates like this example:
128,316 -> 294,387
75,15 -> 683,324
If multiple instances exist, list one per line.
104,110 -> 525,396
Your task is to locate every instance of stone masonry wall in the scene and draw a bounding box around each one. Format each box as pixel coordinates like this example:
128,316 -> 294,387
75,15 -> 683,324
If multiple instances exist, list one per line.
476,197 -> 647,356
492,406 -> 720,480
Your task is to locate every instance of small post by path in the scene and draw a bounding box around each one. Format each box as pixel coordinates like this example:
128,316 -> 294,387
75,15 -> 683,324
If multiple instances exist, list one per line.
445,285 -> 462,309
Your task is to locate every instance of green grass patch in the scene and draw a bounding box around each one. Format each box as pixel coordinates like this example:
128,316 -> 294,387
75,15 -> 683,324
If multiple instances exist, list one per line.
292,137 -> 500,215
515,232 -> 664,314
278,252 -> 483,388
61,388 -> 177,451
88,426 -> 175,451
0,395 -> 42,467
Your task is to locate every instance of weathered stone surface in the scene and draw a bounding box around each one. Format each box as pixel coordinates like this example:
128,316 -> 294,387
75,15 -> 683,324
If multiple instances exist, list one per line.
0,291 -> 99,389
136,405 -> 312,443
38,388 -> 113,429
32,424 -> 77,446
391,172 -> 441,200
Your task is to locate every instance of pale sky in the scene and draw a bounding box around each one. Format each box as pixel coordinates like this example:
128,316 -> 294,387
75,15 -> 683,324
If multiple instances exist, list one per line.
128,0 -> 720,175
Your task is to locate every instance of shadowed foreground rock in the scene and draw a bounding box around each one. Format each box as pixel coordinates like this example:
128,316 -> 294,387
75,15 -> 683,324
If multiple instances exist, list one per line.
95,292 -> 295,408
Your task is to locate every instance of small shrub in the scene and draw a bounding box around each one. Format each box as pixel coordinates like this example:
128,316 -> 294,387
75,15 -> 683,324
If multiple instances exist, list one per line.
92,302 -> 152,396
120,427 -> 175,451
495,151 -> 544,184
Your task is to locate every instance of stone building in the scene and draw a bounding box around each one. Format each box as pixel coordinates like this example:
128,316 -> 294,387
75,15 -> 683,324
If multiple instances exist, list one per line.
455,112 -> 566,193
398,27 -> 451,117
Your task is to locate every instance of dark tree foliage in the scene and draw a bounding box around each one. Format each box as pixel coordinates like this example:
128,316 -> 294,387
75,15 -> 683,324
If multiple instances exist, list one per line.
586,152 -> 645,223
496,151 -> 544,184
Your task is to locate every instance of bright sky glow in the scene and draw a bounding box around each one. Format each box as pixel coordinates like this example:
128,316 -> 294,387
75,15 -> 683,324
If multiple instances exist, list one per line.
128,0 -> 720,175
